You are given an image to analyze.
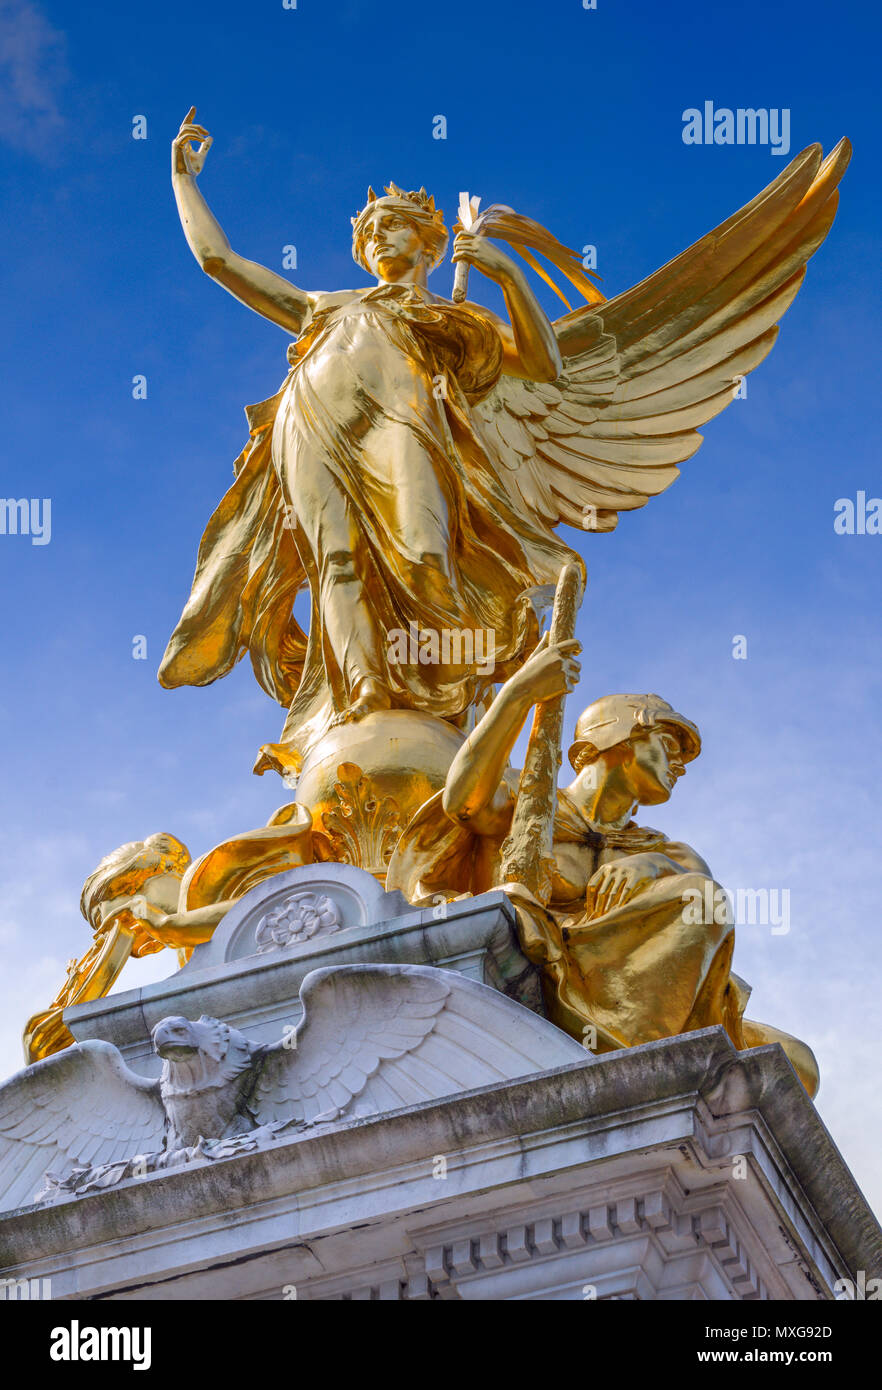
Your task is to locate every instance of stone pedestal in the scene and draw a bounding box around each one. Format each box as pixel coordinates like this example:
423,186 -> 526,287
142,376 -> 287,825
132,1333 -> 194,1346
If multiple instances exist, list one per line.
63,870 -> 541,1075
1,871 -> 879,1301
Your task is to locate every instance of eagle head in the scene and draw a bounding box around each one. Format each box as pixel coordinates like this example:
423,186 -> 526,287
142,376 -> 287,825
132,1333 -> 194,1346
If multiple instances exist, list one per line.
151,1013 -> 263,1149
152,1014 -> 228,1062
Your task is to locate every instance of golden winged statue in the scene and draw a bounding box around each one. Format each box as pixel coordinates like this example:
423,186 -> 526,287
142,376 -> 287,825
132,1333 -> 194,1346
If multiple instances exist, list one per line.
159,110 -> 850,779
22,119 -> 852,1069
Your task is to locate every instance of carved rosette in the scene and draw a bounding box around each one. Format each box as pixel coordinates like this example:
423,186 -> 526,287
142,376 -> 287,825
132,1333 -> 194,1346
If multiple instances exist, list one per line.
254,891 -> 341,953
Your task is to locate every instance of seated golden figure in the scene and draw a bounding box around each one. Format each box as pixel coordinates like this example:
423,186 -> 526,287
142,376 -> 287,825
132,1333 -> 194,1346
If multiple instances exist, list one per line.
387,638 -> 819,1096
23,833 -> 195,1062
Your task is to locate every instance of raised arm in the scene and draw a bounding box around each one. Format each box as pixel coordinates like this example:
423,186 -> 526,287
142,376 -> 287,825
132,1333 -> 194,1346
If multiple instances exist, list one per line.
451,231 -> 563,382
172,109 -> 311,336
442,635 -> 581,834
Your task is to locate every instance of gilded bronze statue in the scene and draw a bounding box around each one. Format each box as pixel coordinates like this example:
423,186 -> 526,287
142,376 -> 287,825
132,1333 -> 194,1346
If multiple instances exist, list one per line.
22,111 -> 850,1101
159,110 -> 851,778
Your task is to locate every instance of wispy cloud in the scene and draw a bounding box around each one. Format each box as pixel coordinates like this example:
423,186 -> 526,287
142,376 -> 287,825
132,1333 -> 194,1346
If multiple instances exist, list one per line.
0,0 -> 66,155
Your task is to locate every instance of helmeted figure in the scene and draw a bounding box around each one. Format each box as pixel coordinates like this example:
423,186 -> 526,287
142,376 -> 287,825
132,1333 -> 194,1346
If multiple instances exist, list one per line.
388,657 -> 819,1096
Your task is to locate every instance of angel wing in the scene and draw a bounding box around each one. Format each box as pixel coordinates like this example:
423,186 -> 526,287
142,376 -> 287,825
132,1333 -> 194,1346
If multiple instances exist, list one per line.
474,140 -> 851,533
0,1041 -> 166,1213
251,963 -> 586,1126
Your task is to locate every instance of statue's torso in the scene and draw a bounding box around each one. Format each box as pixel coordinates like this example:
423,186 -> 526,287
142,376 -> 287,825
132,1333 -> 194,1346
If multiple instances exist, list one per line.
548,839 -> 601,909
472,782 -> 674,915
287,285 -> 504,405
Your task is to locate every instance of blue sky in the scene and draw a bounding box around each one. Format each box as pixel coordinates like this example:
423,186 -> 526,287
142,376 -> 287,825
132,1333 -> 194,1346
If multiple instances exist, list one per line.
1,0 -> 881,1213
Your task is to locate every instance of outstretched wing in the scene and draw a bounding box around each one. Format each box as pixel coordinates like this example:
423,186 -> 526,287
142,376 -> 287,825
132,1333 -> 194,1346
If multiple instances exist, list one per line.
252,963 -> 585,1126
474,140 -> 851,533
0,1041 -> 166,1212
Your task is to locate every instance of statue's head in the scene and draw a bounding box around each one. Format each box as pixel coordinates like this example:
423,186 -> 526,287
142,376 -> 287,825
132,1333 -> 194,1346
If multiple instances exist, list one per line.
567,694 -> 701,806
351,183 -> 448,281
152,1013 -> 231,1062
80,832 -> 191,930
151,1014 -> 257,1095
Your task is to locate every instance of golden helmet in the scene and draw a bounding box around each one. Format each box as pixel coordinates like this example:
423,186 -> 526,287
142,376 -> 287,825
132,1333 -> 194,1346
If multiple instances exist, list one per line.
567,693 -> 701,771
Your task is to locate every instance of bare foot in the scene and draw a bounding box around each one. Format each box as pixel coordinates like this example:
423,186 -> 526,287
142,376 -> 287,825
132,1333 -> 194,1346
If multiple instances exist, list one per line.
329,678 -> 392,727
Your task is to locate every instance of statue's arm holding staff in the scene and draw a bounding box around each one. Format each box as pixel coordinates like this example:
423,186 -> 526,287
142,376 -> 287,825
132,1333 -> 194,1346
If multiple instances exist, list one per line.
442,634 -> 582,835
451,231 -> 563,383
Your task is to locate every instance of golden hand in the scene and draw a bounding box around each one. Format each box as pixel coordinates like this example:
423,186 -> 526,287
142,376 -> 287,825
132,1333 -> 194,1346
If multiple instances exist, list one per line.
585,853 -> 678,919
172,106 -> 213,178
505,632 -> 582,711
124,895 -> 174,956
452,230 -> 520,286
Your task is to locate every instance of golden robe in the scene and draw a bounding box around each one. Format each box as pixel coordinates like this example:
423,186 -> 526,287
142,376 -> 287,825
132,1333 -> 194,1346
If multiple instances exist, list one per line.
160,284 -> 578,772
386,782 -> 820,1096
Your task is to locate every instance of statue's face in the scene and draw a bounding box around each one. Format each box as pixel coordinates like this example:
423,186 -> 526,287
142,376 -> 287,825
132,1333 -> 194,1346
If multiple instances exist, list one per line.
140,871 -> 184,913
625,727 -> 685,804
361,207 -> 425,281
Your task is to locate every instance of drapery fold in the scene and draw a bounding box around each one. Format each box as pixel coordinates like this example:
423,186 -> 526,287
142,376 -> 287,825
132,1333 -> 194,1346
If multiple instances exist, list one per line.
161,285 -> 581,772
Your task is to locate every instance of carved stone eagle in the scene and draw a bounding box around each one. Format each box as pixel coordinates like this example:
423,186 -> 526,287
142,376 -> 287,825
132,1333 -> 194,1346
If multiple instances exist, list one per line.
0,964 -> 585,1211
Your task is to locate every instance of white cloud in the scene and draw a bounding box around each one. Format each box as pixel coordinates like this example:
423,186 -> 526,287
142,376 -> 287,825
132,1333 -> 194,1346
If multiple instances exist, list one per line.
0,0 -> 66,154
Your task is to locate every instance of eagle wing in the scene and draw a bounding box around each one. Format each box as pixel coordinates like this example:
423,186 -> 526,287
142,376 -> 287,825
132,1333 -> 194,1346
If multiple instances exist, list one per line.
251,963 -> 585,1126
474,139 -> 851,533
0,1041 -> 166,1212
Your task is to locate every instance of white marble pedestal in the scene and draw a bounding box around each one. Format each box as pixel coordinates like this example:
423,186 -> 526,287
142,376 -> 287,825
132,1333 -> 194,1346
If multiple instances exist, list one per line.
1,1024 -> 880,1300
1,871 -> 879,1301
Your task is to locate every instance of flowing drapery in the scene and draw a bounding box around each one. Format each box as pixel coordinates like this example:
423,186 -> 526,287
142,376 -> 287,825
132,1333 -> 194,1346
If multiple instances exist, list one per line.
161,284 -> 580,772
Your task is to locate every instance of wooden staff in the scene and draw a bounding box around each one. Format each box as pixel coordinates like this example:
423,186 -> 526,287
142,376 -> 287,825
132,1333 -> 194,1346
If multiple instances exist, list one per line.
499,561 -> 585,905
